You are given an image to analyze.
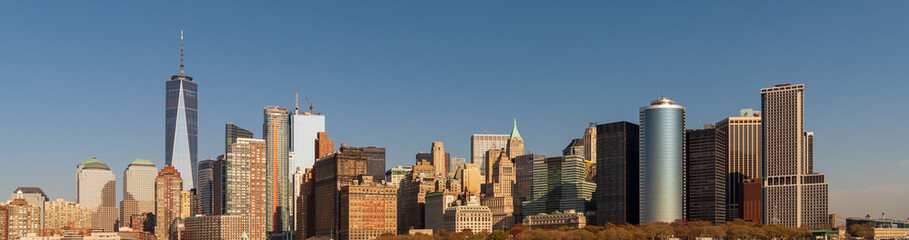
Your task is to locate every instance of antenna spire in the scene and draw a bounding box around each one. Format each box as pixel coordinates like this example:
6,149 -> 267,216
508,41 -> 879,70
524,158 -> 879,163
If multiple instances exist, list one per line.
180,29 -> 185,76
295,89 -> 299,114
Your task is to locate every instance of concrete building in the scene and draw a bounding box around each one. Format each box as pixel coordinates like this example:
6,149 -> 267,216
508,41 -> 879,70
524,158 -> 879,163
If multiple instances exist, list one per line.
313,144 -> 368,239
470,134 -> 508,176
44,199 -> 92,230
761,83 -> 829,227
583,124 -> 597,163
165,67 -> 198,191
385,166 -> 412,189
6,198 -> 41,240
431,142 -> 448,178
264,106 -> 292,233
339,176 -> 397,240
76,158 -> 117,232
482,147 -> 516,230
155,166 -> 183,240
595,121 -> 640,225
523,210 -> 587,229
120,160 -> 156,224
522,155 -> 596,224
684,127 -> 727,225
7,188 -> 47,230
294,168 -> 315,239
639,98 -> 686,223
454,164 -> 481,195
715,108 -> 762,222
443,205 -> 492,233
424,191 -> 458,232
396,169 -> 438,233
506,119 -> 525,163
179,191 -> 192,219
183,215 -> 246,240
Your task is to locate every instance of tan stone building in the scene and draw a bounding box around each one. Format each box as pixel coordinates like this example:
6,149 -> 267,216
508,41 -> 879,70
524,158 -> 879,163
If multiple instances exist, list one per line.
483,147 -> 516,229
6,199 -> 41,240
454,164 -> 481,195
223,137 -> 268,240
339,176 -> 397,240
183,215 -> 246,240
76,158 -> 118,232
120,160 -> 156,225
716,109 -> 762,222
179,191 -> 192,219
155,166 -> 183,240
44,199 -> 92,230
313,144 -> 367,239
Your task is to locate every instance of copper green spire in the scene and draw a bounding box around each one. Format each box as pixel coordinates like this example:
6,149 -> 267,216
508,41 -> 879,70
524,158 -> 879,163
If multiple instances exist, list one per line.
510,118 -> 522,140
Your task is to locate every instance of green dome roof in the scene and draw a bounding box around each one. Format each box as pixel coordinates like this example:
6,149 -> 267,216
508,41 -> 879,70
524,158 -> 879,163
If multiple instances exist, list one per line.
129,159 -> 156,167
79,157 -> 110,170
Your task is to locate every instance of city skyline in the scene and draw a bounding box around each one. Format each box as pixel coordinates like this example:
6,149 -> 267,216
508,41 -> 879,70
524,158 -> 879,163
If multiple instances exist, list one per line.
1,1 -> 908,221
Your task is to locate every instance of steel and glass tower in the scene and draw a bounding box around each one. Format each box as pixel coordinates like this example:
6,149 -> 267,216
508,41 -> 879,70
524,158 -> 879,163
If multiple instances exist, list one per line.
265,106 -> 291,233
165,30 -> 198,190
639,98 -> 686,223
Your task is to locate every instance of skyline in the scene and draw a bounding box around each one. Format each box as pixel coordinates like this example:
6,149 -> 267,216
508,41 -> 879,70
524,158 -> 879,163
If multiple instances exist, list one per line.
1,0 -> 908,221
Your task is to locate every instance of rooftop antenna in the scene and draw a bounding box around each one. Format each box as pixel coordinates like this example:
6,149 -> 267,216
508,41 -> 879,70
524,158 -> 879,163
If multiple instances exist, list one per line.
180,29 -> 185,76
295,89 -> 299,114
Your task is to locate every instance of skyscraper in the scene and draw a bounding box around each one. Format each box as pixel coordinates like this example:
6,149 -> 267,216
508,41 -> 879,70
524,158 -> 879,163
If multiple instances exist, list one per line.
76,157 -> 117,232
291,105 -> 325,175
196,158 -> 214,216
470,134 -> 508,176
639,98 -> 686,223
715,109 -> 762,222
121,159 -> 157,225
583,123 -> 597,163
684,127 -> 727,224
313,144 -> 367,239
760,83 -> 828,227
595,121 -> 639,225
7,188 -> 47,230
338,176 -> 397,240
165,31 -> 198,190
521,155 -> 596,223
362,146 -> 387,181
155,166 -> 183,240
225,123 -> 254,155
431,142 -> 447,178
507,119 -> 525,161
264,106 -> 291,233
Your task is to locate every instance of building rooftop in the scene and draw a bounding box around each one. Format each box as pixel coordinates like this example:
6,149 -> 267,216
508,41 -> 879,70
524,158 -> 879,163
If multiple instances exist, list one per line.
79,157 -> 110,170
510,118 -> 522,140
129,159 -> 156,167
12,187 -> 47,199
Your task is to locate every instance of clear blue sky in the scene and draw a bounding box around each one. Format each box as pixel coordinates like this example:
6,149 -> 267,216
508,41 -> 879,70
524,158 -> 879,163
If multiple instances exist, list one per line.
1,1 -> 907,220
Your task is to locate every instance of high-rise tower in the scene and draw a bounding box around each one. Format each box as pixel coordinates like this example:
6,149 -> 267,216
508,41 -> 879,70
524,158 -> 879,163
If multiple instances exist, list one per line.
121,159 -> 157,224
165,30 -> 198,190
291,91 -> 326,175
639,98 -> 686,223
760,83 -> 828,227
76,157 -> 117,232
264,106 -> 291,233
595,121 -> 640,225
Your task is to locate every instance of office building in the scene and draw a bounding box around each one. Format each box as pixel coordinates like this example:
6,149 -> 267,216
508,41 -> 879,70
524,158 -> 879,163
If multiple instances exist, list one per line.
513,154 -> 544,222
443,205 -> 492,233
291,110 -> 325,174
264,106 -> 291,233
595,121 -> 640,225
449,158 -> 465,177
715,109 -> 762,222
155,166 -> 183,240
470,134 -> 508,176
76,158 -> 117,232
424,191 -> 458,232
120,160 -> 156,225
454,163 -> 481,195
523,210 -> 587,229
7,188 -> 46,230
396,164 -> 437,233
639,98 -> 686,223
483,148 -> 516,229
225,123 -> 254,154
562,139 -> 584,156
6,198 -> 41,240
295,168 -> 315,239
44,199 -> 92,230
179,191 -> 192,219
431,142 -> 448,177
339,176 -> 397,240
742,178 -> 762,224
522,155 -> 596,223
313,144 -> 367,239
385,166 -> 412,189
761,83 -> 829,227
361,146 -> 387,182
584,123 -> 597,163
507,119 -> 525,162
684,127 -> 727,224
315,132 -> 334,160
165,33 -> 198,190
183,215 -> 246,240
195,158 -> 214,216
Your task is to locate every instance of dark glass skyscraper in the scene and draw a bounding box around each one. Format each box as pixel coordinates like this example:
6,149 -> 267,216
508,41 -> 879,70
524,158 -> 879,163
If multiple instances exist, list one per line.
165,32 -> 198,190
684,127 -> 727,224
595,121 -> 640,225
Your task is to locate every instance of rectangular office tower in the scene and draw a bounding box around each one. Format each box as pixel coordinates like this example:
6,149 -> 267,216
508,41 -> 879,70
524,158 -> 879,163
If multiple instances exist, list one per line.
471,134 -> 509,175
684,127 -> 727,225
761,83 -> 828,227
291,112 -> 325,172
716,109 -> 762,223
595,121 -> 640,225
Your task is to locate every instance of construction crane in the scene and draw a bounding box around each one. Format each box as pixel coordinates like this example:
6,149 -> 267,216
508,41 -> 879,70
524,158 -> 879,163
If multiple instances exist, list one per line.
305,96 -> 314,113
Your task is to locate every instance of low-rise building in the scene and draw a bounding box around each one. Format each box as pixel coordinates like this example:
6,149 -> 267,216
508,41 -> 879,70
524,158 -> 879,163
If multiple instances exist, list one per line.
523,210 -> 587,229
443,205 -> 492,233
183,215 -> 246,240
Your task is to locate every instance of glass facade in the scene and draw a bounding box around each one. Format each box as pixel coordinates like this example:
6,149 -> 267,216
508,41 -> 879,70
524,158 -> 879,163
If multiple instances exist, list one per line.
165,75 -> 198,190
639,98 -> 685,223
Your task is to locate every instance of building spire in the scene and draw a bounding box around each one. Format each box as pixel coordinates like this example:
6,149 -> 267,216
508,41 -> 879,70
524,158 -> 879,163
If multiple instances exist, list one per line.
180,29 -> 185,76
510,118 -> 522,140
295,89 -> 299,114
